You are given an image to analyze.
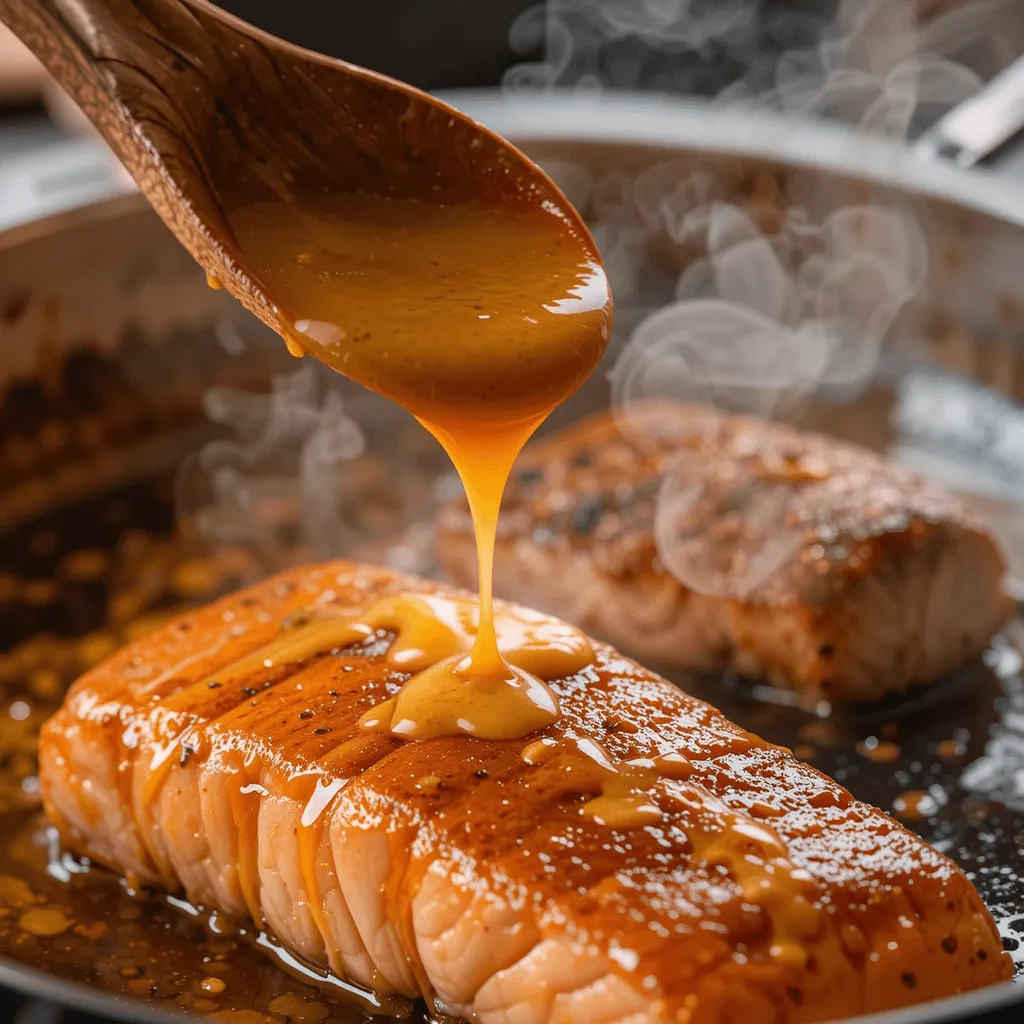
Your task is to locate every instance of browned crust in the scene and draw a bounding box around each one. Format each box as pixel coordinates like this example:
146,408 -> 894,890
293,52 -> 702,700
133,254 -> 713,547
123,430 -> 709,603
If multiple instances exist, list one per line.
437,405 -> 1012,701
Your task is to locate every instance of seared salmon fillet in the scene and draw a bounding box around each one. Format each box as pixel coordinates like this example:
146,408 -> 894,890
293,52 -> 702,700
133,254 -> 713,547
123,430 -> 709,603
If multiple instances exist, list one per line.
40,561 -> 1010,1023
437,405 -> 1011,703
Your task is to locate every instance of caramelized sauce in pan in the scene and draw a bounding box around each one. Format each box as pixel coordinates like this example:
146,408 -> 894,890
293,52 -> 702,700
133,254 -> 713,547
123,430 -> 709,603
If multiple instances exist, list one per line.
0,485 -> 391,1021
228,191 -> 611,741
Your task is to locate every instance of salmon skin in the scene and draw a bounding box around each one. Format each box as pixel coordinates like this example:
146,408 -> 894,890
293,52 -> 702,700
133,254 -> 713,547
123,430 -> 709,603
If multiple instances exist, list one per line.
40,560 -> 1010,1023
438,405 -> 1011,703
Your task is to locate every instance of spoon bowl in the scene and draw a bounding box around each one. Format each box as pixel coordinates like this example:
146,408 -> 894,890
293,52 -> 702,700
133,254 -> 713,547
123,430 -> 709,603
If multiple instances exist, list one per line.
0,0 -> 596,362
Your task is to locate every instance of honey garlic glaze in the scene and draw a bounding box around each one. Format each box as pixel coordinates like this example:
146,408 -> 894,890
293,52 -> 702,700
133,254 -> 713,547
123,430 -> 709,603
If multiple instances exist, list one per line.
227,189 -> 611,737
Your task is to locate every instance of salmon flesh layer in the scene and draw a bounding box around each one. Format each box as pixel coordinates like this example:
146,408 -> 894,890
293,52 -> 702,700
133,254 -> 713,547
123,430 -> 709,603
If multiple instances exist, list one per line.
40,561 -> 1011,1024
438,406 -> 1011,703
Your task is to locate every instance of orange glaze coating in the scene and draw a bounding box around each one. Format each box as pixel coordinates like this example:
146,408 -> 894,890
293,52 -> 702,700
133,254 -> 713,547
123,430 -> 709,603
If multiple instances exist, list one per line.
39,561 -> 1011,1023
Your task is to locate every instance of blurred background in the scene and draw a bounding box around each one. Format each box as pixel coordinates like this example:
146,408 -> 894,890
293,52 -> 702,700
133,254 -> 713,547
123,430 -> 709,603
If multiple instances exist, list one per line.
4,0 -> 1024,229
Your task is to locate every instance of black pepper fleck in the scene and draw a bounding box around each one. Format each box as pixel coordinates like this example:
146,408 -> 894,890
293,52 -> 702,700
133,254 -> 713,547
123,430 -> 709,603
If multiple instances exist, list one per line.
473,769 -> 489,780
298,710 -> 314,720
941,936 -> 958,954
179,744 -> 196,768
314,727 -> 331,736
787,988 -> 803,1005
207,681 -> 222,689
901,973 -> 917,989
328,690 -> 340,697
240,687 -> 257,697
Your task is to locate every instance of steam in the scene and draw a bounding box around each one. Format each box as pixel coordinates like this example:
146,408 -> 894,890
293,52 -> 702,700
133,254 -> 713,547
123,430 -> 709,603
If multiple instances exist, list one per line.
654,447 -> 806,599
610,201 -> 928,426
175,363 -> 363,572
505,0 -> 1008,126
504,0 -> 1008,598
175,325 -> 452,580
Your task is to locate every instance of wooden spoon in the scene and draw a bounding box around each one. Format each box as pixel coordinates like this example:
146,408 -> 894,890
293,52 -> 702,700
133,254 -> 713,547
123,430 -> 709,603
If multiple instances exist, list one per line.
0,0 -> 588,349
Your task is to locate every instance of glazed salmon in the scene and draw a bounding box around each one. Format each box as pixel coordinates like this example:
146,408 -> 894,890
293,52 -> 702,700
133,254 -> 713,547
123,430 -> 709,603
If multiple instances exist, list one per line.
40,561 -> 1010,1023
438,405 -> 1011,703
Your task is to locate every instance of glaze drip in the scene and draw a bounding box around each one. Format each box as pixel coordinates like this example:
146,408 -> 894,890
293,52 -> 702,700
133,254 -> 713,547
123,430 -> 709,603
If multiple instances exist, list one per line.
228,190 -> 611,747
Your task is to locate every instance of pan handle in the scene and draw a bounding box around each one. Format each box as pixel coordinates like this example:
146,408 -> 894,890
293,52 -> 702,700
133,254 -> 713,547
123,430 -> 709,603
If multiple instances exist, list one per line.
915,55 -> 1024,168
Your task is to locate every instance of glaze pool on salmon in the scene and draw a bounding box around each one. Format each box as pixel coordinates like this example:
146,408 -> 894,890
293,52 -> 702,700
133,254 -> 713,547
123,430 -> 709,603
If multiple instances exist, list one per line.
201,593 -> 594,741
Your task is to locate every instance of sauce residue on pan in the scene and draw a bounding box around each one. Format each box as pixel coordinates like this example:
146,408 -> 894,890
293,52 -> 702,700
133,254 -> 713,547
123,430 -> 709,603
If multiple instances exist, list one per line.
228,189 -> 611,741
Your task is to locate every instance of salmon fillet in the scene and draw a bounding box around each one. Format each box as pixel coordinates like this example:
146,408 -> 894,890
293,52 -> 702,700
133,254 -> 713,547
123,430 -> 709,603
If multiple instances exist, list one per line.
40,560 -> 1010,1023
437,405 -> 1011,703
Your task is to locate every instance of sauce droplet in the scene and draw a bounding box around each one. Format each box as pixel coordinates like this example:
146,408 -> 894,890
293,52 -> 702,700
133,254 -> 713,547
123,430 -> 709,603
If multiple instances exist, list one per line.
19,907 -> 73,936
936,738 -> 967,760
521,737 -> 560,765
892,790 -> 938,821
283,333 -> 306,358
856,737 -> 902,764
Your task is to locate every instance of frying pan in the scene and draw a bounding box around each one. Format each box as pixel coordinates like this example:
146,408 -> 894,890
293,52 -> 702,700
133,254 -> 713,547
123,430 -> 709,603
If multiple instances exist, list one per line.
1,92 -> 1024,1024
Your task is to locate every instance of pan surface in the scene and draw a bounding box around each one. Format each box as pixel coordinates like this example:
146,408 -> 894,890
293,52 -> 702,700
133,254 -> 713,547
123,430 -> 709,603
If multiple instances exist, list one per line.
1,96 -> 1023,1022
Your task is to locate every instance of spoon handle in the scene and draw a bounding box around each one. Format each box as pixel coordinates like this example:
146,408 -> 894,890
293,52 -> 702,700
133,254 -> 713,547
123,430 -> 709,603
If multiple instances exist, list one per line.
0,0 -> 241,279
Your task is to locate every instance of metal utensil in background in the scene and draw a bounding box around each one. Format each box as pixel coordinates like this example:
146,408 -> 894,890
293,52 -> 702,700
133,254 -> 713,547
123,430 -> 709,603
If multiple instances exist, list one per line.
916,55 -> 1024,167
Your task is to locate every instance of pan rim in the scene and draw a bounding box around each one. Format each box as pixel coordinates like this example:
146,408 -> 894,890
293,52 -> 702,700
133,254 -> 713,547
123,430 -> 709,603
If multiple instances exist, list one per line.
439,89 -> 1024,231
0,953 -> 193,1024
840,979 -> 1022,1024
5,90 -> 1024,256
0,950 -> 1018,1023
